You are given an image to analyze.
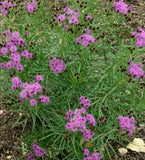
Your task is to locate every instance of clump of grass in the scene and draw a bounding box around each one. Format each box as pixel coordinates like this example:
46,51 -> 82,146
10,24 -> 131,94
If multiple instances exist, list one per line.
0,0 -> 145,159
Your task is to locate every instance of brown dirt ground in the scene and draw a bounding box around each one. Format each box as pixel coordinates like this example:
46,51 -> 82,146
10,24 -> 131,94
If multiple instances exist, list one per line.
1,0 -> 145,159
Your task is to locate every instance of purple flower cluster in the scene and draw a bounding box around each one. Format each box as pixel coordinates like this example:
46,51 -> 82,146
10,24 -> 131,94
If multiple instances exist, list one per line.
32,142 -> 46,157
127,63 -> 145,79
118,116 -> 135,136
80,96 -> 91,108
34,74 -> 43,82
1,47 -> 8,55
21,50 -> 32,59
11,75 -> 50,107
113,0 -> 133,15
20,75 -> 50,106
57,7 -> 80,30
67,14 -> 79,25
62,25 -> 68,30
29,98 -> 37,106
39,95 -> 50,104
0,62 -> 5,69
65,106 -> 95,141
50,58 -> 66,73
11,77 -> 22,90
76,34 -> 97,47
27,142 -> 46,160
86,15 -> 93,21
0,31 -> 30,71
24,0 -> 37,13
83,149 -> 102,160
64,7 -> 73,15
132,28 -> 145,48
20,82 -> 42,100
58,15 -> 65,22
0,1 -> 16,16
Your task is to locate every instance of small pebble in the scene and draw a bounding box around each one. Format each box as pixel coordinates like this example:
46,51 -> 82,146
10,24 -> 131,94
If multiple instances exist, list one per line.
6,155 -> 12,159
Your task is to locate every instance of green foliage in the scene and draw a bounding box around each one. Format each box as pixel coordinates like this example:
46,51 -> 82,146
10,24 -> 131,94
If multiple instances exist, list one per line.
1,0 -> 145,159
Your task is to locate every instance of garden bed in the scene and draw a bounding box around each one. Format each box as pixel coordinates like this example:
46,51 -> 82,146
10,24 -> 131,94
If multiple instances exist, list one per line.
1,0 -> 145,159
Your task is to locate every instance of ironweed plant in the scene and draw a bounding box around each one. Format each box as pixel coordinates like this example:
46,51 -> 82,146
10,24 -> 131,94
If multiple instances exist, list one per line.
0,0 -> 145,159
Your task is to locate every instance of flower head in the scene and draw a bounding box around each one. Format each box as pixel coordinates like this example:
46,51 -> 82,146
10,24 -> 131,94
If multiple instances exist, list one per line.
57,15 -> 65,22
30,99 -> 37,106
113,0 -> 133,15
26,4 -> 34,12
64,7 -> 73,15
118,116 -> 135,136
4,31 -> 11,36
50,58 -> 66,73
12,32 -> 20,38
34,74 -> 43,82
1,48 -> 8,55
128,63 -> 145,79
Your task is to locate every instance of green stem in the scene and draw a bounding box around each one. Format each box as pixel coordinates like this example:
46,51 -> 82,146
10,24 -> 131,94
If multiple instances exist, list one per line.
93,78 -> 129,105
60,30 -> 67,58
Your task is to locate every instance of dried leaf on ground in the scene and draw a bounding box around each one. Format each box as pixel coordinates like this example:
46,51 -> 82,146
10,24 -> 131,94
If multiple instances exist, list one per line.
118,148 -> 128,155
127,138 -> 145,153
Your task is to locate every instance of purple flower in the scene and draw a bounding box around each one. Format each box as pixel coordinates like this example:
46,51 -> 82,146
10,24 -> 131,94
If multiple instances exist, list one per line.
12,55 -> 21,64
62,25 -> 68,30
64,105 -> 95,140
39,95 -> 50,104
67,110 -> 73,116
128,59 -> 132,64
10,45 -> 17,52
0,62 -> 5,68
24,1 -> 29,5
16,64 -> 23,71
80,96 -> 91,108
76,38 -> 82,44
11,77 -> 22,90
113,0 -> 129,15
128,63 -> 145,79
12,32 -> 20,38
84,29 -> 89,33
6,61 -> 14,69
83,149 -> 102,160
76,9 -> 79,12
92,152 -> 102,159
118,116 -> 135,136
4,31 -> 11,36
84,149 -> 89,156
64,7 -> 73,15
83,41 -> 89,47
75,12 -> 79,17
31,1 -> 36,7
21,50 -> 29,57
66,123 -> 72,129
80,108 -> 86,114
130,116 -> 135,123
34,74 -> 43,82
57,15 -> 65,22
113,0 -> 133,15
86,15 -> 93,21
27,153 -> 33,160
29,142 -> 46,158
0,1 -> 16,16
77,34 -> 96,47
30,99 -> 37,106
1,48 -> 8,55
132,32 -> 138,38
50,58 -> 66,73
26,4 -> 34,12
24,31 -> 28,35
